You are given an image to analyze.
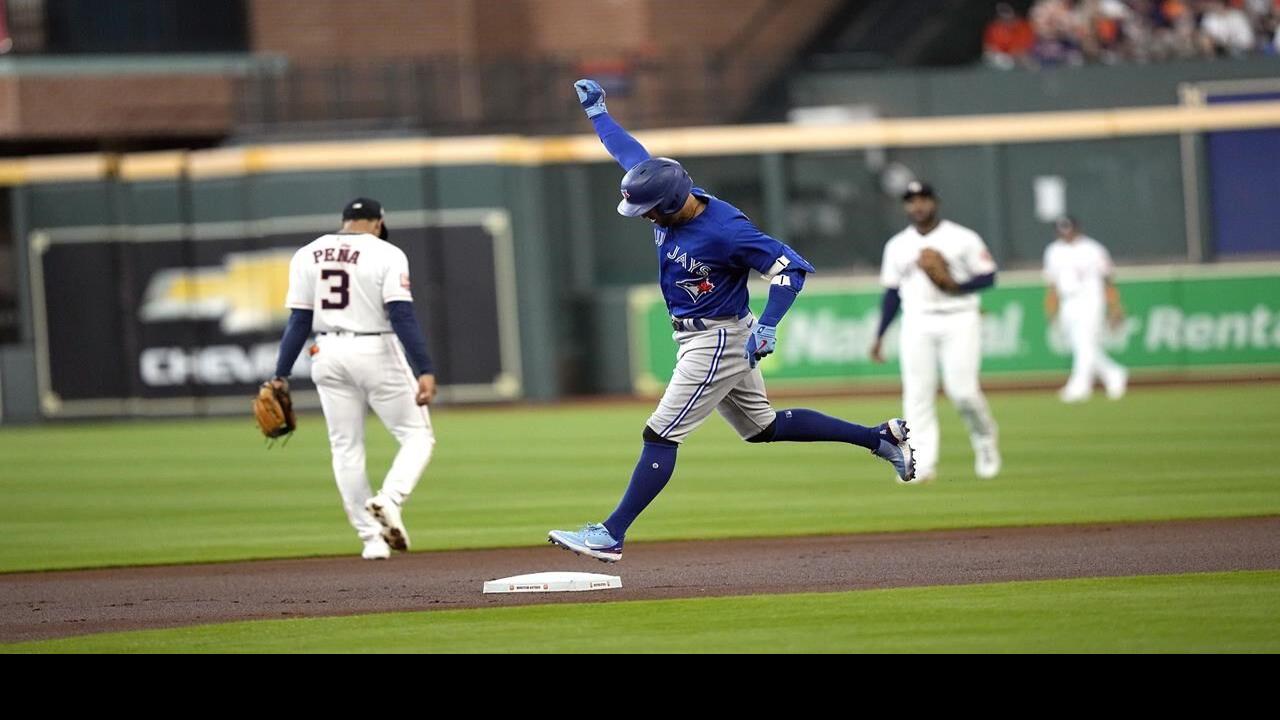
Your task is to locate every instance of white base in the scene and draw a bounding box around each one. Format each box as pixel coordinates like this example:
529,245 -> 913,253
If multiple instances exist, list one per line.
483,571 -> 622,594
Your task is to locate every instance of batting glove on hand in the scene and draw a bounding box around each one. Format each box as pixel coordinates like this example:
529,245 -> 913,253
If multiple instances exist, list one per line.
745,324 -> 777,369
574,79 -> 608,118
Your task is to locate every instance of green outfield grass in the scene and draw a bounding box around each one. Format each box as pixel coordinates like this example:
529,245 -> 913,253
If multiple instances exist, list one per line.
1,384 -> 1278,572
5,571 -> 1276,653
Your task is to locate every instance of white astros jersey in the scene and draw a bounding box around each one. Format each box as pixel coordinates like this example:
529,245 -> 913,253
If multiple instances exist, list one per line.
1043,236 -> 1112,305
286,232 -> 413,332
880,220 -> 997,314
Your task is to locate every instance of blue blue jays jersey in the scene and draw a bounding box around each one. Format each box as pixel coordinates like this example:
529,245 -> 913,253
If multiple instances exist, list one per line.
656,189 -> 815,319
585,111 -> 814,319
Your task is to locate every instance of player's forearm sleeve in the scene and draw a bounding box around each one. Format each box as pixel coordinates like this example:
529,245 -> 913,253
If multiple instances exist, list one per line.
956,272 -> 996,294
876,289 -> 901,339
387,301 -> 435,376
592,113 -> 651,171
274,309 -> 314,378
759,282 -> 800,327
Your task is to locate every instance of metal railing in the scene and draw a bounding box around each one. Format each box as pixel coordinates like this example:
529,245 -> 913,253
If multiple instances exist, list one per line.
232,53 -> 792,139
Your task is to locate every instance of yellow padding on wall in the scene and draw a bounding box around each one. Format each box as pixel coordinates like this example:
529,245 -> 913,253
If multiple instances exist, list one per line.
4,100 -> 1280,185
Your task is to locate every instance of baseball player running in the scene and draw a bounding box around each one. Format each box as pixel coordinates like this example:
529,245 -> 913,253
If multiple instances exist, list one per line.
270,198 -> 437,560
547,79 -> 915,563
870,182 -> 1001,483
1043,216 -> 1128,403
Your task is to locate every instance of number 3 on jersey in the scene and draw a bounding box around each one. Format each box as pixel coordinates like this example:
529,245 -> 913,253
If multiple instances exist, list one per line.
321,269 -> 350,309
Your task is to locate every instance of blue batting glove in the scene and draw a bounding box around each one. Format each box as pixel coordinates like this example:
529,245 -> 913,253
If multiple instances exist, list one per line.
574,79 -> 608,118
745,324 -> 777,369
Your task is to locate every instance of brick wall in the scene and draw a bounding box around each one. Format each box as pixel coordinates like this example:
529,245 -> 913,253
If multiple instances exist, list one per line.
7,75 -> 234,139
249,0 -> 474,62
248,0 -> 835,63
0,1 -> 843,142
0,78 -> 19,136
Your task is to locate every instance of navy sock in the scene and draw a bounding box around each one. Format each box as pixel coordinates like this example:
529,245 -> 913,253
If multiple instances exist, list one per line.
770,408 -> 879,450
603,441 -> 678,540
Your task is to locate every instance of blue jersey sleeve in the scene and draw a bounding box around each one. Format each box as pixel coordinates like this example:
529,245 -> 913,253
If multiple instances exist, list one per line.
387,301 -> 435,376
591,113 -> 651,171
273,309 -> 313,379
727,217 -> 816,279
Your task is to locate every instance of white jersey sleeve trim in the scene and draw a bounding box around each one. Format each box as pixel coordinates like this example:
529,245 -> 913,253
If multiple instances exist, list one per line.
761,255 -> 790,281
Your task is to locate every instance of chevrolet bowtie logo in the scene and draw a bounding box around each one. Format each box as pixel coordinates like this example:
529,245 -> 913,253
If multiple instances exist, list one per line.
139,249 -> 293,334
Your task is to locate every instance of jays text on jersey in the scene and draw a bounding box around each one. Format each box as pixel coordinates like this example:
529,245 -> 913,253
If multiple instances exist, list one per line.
652,191 -> 814,319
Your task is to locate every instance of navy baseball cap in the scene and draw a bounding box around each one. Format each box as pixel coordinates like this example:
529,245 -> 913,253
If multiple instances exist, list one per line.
901,181 -> 937,201
343,197 -> 384,220
342,197 -> 389,239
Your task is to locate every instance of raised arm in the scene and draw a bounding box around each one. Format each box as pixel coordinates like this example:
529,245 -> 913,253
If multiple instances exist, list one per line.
574,79 -> 651,171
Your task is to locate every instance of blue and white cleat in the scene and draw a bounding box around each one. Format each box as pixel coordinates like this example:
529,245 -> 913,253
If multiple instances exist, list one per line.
873,418 -> 919,484
548,523 -> 623,563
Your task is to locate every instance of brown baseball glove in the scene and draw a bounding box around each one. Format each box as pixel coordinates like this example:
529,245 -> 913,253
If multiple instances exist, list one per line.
917,248 -> 959,293
253,378 -> 296,443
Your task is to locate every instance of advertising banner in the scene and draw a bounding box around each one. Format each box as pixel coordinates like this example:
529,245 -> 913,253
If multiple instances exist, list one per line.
32,209 -> 521,416
628,265 -> 1280,393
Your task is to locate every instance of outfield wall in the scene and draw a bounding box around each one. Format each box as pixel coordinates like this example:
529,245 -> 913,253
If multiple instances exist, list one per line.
1,95 -> 1279,419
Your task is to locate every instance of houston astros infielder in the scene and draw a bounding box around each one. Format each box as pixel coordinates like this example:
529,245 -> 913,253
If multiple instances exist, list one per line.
271,198 -> 437,560
1043,216 -> 1128,403
546,79 -> 915,563
871,182 -> 1001,483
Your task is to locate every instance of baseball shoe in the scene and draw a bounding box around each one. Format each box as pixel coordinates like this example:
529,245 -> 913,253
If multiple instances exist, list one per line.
1105,368 -> 1128,400
366,494 -> 410,552
548,523 -> 623,563
974,437 -> 1001,479
1058,387 -> 1090,403
873,418 -> 917,484
361,537 -> 391,560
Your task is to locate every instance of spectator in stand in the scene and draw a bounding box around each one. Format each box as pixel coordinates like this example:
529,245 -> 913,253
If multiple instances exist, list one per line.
1249,0 -> 1280,52
1140,0 -> 1209,58
1032,0 -> 1087,64
0,0 -> 12,55
1271,3 -> 1280,53
1076,0 -> 1136,62
984,3 -> 1038,68
997,0 -> 1278,66
1201,0 -> 1257,55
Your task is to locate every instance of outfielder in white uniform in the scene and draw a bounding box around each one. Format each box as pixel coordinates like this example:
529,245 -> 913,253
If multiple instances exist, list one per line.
871,182 -> 1001,483
271,198 -> 437,560
1043,216 -> 1128,403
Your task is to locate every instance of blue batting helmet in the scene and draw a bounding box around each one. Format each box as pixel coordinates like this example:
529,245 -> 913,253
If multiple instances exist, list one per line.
617,157 -> 693,217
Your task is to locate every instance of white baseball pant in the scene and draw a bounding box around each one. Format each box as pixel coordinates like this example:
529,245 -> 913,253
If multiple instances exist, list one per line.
898,309 -> 997,477
1060,298 -> 1125,397
310,333 -> 435,543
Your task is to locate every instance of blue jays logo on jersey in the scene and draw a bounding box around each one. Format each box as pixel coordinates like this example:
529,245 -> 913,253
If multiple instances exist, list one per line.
675,275 -> 716,302
665,244 -> 716,301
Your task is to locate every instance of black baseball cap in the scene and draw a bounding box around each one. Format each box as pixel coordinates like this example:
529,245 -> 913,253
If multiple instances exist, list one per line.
342,197 -> 389,239
901,181 -> 937,200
